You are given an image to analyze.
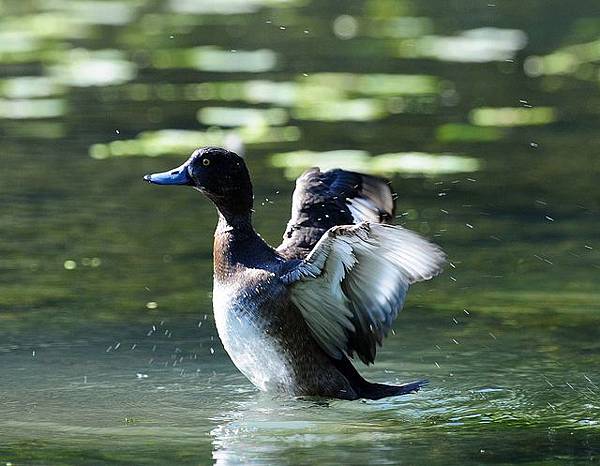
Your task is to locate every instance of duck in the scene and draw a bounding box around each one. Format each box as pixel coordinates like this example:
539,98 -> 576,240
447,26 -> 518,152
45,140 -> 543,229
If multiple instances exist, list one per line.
144,147 -> 445,400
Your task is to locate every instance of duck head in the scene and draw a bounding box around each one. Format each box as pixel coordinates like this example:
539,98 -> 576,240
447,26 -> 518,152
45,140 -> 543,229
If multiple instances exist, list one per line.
144,147 -> 253,221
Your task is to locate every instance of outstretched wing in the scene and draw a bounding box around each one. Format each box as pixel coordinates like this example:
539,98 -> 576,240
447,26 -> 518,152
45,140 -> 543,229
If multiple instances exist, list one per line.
277,168 -> 395,260
281,222 -> 445,364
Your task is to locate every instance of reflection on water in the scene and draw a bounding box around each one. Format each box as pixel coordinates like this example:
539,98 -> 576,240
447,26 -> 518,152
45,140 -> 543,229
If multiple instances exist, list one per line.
198,107 -> 289,127
412,27 -> 528,63
271,150 -> 480,178
0,97 -> 65,119
153,47 -> 278,73
1,0 -> 600,464
50,49 -> 137,87
470,106 -> 557,127
88,127 -> 301,158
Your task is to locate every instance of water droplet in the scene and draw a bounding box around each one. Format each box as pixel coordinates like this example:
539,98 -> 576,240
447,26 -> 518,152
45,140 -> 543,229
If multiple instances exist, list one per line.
63,260 -> 77,270
333,15 -> 358,40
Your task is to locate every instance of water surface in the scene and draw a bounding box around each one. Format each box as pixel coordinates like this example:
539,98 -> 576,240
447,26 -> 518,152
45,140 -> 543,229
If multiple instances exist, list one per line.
1,0 -> 599,464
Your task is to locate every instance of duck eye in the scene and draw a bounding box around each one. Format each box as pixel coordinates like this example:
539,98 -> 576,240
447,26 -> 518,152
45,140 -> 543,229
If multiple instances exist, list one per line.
202,158 -> 210,166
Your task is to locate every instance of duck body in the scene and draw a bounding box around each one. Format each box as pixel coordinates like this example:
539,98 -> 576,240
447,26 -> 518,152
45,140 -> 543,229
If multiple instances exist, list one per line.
145,147 -> 445,400
211,219 -> 360,398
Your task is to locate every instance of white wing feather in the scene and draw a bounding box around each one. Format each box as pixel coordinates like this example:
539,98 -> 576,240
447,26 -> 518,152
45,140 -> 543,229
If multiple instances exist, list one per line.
346,197 -> 382,223
282,222 -> 445,362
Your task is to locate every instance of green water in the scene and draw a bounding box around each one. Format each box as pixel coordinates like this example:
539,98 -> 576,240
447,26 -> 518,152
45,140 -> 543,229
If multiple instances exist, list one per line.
1,0 -> 599,464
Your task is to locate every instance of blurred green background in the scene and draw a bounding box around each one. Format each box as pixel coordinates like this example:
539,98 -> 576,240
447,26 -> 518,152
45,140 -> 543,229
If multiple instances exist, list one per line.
1,0 -> 599,464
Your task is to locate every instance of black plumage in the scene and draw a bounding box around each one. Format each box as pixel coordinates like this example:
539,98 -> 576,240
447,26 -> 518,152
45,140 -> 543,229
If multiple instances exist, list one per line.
278,168 -> 396,259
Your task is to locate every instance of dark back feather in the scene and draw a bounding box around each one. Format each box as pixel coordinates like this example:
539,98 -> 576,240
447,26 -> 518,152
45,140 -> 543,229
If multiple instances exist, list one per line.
277,168 -> 395,260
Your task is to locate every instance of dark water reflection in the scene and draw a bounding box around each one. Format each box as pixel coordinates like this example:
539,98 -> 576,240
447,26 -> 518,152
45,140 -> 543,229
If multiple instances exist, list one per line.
1,0 -> 599,464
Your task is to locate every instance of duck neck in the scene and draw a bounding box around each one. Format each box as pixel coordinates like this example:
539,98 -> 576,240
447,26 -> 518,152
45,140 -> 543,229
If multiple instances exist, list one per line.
213,209 -> 268,282
213,197 -> 258,264
215,209 -> 254,235
209,180 -> 254,236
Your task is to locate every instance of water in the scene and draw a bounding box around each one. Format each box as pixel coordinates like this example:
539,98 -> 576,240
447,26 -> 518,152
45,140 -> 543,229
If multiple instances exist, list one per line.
1,0 -> 599,464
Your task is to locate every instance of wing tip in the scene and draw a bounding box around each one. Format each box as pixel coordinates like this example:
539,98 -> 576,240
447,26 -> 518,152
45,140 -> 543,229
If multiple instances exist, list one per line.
367,222 -> 447,283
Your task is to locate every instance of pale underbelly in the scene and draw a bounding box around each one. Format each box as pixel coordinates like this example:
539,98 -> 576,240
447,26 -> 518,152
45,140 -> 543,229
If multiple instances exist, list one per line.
213,283 -> 293,392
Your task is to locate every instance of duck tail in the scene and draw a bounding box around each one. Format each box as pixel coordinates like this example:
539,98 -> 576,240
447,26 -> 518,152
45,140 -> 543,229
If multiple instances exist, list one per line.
331,355 -> 427,400
358,379 -> 428,400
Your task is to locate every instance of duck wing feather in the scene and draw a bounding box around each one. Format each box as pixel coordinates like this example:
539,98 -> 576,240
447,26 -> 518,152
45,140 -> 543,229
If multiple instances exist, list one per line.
281,222 -> 445,364
277,168 -> 395,260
